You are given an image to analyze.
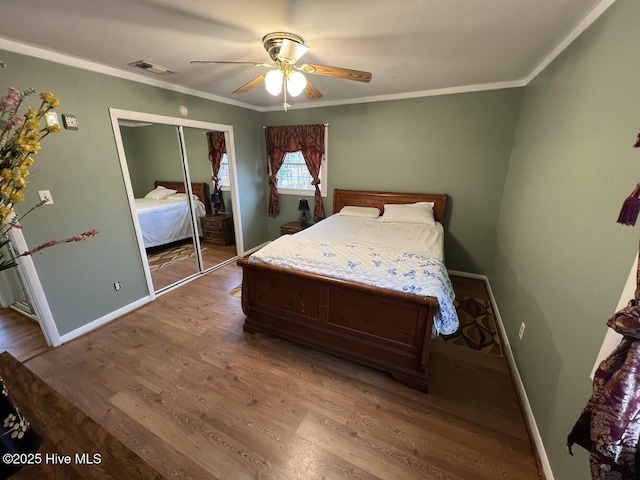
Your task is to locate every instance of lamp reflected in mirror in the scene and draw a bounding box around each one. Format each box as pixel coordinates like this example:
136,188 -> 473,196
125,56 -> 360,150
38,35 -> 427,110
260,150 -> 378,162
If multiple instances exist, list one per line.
211,189 -> 224,215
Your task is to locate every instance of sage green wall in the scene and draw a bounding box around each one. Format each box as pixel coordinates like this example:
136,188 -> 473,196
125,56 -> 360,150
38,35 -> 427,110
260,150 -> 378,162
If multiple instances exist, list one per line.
0,49 -> 266,336
121,124 -> 184,198
262,88 -> 524,273
491,1 -> 640,477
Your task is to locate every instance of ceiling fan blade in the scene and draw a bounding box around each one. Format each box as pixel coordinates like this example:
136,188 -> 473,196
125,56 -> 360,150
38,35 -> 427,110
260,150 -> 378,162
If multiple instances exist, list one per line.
190,60 -> 272,68
300,64 -> 372,83
304,79 -> 323,100
277,38 -> 309,64
233,74 -> 266,94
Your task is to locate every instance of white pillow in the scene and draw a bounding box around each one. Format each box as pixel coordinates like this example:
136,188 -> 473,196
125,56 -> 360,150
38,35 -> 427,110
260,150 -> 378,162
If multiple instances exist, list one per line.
338,206 -> 381,218
144,186 -> 178,200
414,201 -> 435,208
166,193 -> 200,202
380,203 -> 436,225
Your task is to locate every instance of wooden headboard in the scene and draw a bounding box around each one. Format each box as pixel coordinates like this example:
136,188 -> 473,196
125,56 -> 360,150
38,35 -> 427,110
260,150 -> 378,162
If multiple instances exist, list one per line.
333,189 -> 448,224
154,180 -> 212,215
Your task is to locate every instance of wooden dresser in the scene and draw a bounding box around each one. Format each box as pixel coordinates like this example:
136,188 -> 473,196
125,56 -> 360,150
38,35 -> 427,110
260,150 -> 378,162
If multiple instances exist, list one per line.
0,352 -> 166,479
279,221 -> 309,235
201,214 -> 234,246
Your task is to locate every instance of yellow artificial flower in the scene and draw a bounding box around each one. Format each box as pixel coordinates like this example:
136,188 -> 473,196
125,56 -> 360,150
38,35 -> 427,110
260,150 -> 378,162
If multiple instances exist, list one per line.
45,124 -> 61,134
1,169 -> 12,181
10,191 -> 24,204
0,205 -> 12,217
21,157 -> 35,167
39,92 -> 60,109
13,177 -> 25,189
17,139 -> 40,154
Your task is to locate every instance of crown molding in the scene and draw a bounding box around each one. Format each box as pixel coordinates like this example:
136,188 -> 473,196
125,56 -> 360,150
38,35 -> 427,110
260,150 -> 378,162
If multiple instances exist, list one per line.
0,37 -> 261,111
524,0 -> 618,83
261,80 -> 527,112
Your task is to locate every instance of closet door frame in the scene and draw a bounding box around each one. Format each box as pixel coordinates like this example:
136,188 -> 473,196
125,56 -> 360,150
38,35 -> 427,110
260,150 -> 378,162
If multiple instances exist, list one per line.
109,108 -> 244,298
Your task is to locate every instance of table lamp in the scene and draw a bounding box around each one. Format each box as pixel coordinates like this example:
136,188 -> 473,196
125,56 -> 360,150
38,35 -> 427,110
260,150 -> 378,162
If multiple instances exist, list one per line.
298,198 -> 310,226
211,190 -> 223,215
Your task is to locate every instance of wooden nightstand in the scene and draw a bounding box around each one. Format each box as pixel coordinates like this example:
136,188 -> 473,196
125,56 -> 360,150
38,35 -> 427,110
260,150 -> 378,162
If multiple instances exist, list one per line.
280,221 -> 310,235
201,213 -> 235,246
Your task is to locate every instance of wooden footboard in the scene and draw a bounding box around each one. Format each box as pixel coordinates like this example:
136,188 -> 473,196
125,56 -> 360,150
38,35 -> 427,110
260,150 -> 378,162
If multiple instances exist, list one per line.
238,257 -> 437,392
239,189 -> 449,392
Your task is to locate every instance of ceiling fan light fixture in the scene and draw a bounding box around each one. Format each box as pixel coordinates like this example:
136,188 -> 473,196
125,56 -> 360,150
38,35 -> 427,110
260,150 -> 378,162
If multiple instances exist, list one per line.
286,71 -> 307,97
265,69 -> 284,96
277,40 -> 309,64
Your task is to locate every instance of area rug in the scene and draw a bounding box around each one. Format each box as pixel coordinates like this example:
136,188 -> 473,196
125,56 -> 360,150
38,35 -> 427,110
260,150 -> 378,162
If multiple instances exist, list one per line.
442,296 -> 502,356
147,244 -> 213,271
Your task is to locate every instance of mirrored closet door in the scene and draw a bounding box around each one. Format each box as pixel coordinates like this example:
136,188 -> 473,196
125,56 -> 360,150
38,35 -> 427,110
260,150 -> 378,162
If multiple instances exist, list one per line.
183,127 -> 237,272
119,121 -> 199,291
110,110 -> 242,297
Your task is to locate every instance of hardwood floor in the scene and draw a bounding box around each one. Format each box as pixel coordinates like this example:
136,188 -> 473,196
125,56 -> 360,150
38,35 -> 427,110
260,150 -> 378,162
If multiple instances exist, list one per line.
22,266 -> 542,480
0,308 -> 49,362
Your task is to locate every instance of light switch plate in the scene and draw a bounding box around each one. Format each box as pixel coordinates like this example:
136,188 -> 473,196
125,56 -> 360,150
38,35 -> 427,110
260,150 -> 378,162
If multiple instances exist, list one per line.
44,112 -> 59,127
38,190 -> 53,205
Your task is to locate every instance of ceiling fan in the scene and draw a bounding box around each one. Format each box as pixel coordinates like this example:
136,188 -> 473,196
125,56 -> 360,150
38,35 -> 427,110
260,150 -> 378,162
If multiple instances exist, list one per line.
190,32 -> 372,110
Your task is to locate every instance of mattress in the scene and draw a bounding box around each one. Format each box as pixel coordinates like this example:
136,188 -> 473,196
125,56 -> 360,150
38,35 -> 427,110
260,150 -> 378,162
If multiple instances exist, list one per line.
249,215 -> 458,335
135,197 -> 206,248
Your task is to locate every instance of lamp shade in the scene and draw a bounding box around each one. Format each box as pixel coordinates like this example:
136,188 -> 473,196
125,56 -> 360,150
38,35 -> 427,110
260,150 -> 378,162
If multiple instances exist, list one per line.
287,71 -> 307,97
298,199 -> 310,211
265,69 -> 284,96
211,191 -> 222,204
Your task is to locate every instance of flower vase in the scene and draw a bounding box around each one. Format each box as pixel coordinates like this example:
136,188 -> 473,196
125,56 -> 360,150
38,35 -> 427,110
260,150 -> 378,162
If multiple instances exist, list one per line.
0,376 -> 41,478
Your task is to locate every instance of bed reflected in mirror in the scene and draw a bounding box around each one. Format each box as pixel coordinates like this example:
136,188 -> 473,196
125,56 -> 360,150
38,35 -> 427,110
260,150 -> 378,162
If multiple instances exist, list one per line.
119,121 -> 199,291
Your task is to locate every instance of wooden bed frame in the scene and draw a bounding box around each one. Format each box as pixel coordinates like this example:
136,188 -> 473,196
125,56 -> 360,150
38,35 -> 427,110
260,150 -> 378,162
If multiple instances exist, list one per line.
154,180 -> 212,215
238,189 -> 448,392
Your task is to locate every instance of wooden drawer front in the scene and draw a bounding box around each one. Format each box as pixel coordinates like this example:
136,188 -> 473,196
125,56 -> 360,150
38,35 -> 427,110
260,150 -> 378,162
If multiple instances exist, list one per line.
326,288 -> 423,349
201,215 -> 234,245
251,272 -> 319,321
202,215 -> 232,231
280,226 -> 299,235
204,229 -> 234,246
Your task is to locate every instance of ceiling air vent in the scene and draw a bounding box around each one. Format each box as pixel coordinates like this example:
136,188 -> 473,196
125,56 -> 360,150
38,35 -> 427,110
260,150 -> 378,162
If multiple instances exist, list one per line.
128,60 -> 176,76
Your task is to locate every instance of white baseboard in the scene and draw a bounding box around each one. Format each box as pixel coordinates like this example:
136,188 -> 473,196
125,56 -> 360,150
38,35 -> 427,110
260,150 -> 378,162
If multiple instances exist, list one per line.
59,296 -> 151,344
243,241 -> 270,256
448,269 -> 555,480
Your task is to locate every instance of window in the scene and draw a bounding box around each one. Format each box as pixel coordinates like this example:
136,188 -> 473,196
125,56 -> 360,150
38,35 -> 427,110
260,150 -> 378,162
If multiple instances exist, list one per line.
217,153 -> 230,190
276,150 -> 328,197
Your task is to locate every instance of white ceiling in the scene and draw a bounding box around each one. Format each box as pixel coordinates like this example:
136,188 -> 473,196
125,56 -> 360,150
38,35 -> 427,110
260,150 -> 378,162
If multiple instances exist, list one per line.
0,0 -> 613,111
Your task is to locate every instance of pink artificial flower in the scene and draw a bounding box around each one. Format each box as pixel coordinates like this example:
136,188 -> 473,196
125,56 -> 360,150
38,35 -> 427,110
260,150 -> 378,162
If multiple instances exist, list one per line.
0,87 -> 21,110
25,239 -> 58,256
7,115 -> 24,129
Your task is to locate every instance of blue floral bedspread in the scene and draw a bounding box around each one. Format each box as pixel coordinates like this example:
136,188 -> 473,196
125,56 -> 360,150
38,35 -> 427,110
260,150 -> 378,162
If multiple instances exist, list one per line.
250,235 -> 459,335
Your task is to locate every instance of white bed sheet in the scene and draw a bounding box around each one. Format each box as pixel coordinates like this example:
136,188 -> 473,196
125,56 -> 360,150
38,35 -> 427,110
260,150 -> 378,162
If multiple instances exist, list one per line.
135,197 -> 206,248
296,214 -> 445,261
250,214 -> 458,335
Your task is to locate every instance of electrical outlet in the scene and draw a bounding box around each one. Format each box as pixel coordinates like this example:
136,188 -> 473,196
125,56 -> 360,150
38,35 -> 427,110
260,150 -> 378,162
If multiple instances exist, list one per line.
519,322 -> 526,340
114,281 -> 121,291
